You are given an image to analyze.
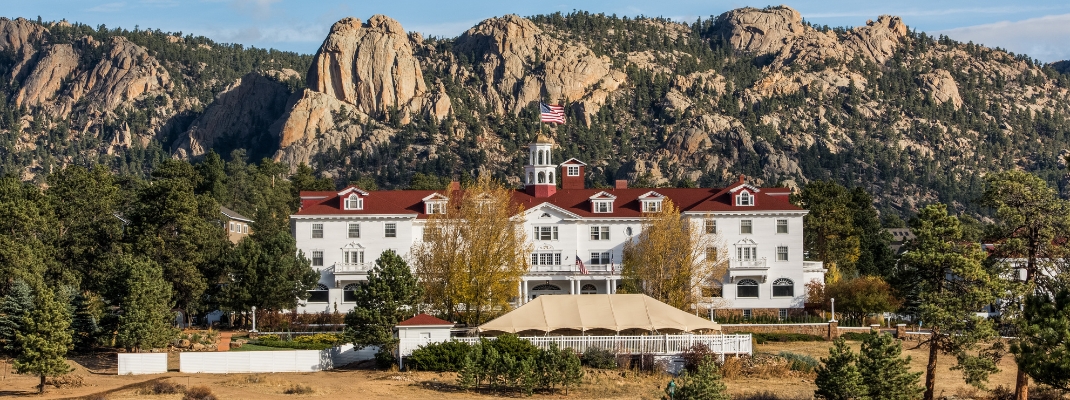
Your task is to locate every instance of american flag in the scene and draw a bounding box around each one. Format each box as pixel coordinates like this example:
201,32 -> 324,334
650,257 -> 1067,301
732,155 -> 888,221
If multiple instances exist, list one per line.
576,253 -> 589,274
540,102 -> 565,124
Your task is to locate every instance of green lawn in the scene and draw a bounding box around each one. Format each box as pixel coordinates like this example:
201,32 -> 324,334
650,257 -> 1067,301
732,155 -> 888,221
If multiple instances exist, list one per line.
229,343 -> 296,352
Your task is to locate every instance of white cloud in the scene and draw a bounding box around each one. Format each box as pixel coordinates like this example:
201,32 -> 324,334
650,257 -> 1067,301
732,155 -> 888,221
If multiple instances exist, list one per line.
199,22 -> 326,46
938,13 -> 1070,62
87,2 -> 127,12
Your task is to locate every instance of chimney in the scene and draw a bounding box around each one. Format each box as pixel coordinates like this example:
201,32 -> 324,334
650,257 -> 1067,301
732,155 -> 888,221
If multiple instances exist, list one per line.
449,181 -> 460,192
738,174 -> 746,184
615,180 -> 628,189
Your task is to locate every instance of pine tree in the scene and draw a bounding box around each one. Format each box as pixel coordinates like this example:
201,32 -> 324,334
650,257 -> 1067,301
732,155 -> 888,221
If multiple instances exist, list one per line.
858,332 -> 923,400
815,338 -> 865,400
673,357 -> 729,400
344,250 -> 422,359
116,256 -> 176,352
1011,288 -> 1070,391
69,292 -> 100,352
13,285 -> 73,394
0,279 -> 34,356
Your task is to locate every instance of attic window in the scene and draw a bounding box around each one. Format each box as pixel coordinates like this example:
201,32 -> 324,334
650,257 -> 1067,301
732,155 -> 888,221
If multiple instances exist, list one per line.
567,166 -> 580,176
426,202 -> 445,214
592,200 -> 613,213
641,199 -> 663,213
345,194 -> 364,210
540,213 -> 551,218
736,191 -> 754,207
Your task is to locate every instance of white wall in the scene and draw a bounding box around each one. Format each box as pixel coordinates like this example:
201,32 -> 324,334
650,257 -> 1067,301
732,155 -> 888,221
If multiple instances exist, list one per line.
178,344 -> 376,373
117,353 -> 168,375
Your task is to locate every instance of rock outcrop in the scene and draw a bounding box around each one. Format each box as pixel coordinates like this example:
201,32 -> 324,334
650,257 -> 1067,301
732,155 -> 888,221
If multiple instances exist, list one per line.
454,14 -> 625,125
919,69 -> 963,109
14,43 -> 78,107
0,17 -> 48,81
307,15 -> 428,123
63,36 -> 173,115
173,70 -> 299,158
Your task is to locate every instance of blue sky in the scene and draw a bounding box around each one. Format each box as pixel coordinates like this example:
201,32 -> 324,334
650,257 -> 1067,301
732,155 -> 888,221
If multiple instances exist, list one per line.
5,0 -> 1070,62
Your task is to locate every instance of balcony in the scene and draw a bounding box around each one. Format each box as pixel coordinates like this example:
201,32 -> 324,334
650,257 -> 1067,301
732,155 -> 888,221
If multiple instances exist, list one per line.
528,264 -> 616,274
802,261 -> 826,272
332,263 -> 372,274
729,258 -> 768,282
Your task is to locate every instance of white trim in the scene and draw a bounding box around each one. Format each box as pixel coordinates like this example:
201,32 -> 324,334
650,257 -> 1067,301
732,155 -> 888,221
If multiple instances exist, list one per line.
337,187 -> 370,197
589,191 -> 617,200
559,158 -> 588,166
728,184 -> 761,193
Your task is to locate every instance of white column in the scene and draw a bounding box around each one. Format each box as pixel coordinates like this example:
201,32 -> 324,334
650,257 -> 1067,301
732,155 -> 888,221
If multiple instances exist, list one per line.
518,280 -> 523,305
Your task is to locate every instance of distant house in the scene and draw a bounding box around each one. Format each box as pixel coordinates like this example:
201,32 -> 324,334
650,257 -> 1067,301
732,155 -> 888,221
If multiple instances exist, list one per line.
220,206 -> 253,244
886,228 -> 915,254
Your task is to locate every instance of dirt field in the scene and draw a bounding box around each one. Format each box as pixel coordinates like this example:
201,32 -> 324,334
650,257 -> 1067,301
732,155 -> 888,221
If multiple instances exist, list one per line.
0,339 -> 1043,399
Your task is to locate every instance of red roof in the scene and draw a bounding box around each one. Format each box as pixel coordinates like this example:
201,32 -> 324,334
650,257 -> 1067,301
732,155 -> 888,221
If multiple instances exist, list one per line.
294,179 -> 802,218
398,313 -> 454,326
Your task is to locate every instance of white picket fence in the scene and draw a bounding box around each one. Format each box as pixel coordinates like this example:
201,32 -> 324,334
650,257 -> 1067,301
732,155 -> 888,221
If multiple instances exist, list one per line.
452,334 -> 752,356
117,353 -> 168,375
177,344 -> 376,374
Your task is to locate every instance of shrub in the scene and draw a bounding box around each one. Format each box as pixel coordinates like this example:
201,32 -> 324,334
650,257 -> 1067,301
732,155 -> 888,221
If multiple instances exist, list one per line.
253,338 -> 333,350
681,343 -> 714,373
839,332 -> 869,341
151,380 -> 183,394
582,347 -> 617,369
283,384 -> 315,394
485,334 -> 540,361
292,333 -> 340,345
778,351 -> 818,373
670,357 -> 728,400
750,333 -> 825,344
183,386 -> 217,400
719,356 -> 743,380
408,340 -> 471,371
374,347 -> 396,369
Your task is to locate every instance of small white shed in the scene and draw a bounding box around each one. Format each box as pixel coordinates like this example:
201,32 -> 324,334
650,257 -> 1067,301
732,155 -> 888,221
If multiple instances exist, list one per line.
396,314 -> 455,357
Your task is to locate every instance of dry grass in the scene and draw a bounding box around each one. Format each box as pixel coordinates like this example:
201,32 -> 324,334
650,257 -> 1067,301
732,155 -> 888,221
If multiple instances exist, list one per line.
283,383 -> 315,395
182,386 -> 217,400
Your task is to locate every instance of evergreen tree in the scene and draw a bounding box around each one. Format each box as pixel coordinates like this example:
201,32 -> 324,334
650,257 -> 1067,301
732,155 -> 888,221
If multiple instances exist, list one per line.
858,332 -> 923,400
116,256 -> 175,352
1011,287 -> 1070,391
850,187 -> 895,277
13,284 -> 73,394
344,250 -> 422,361
796,181 -> 861,277
0,279 -> 34,355
220,229 -> 318,316
898,204 -> 1004,400
69,292 -> 100,352
815,338 -> 865,400
672,357 -> 729,400
46,165 -> 124,297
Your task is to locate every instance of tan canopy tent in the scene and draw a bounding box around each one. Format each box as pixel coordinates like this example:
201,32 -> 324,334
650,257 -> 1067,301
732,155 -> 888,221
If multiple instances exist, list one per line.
479,294 -> 721,334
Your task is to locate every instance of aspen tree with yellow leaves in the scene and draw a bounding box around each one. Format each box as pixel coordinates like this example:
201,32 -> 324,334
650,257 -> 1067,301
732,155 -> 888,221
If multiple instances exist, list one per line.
619,199 -> 727,311
412,176 -> 532,325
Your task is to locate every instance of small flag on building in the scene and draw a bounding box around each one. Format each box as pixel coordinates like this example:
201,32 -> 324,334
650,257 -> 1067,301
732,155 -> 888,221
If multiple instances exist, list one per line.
576,252 -> 589,274
540,102 -> 565,124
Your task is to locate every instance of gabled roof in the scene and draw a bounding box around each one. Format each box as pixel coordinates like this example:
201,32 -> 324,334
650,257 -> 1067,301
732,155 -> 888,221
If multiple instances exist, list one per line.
560,158 -> 587,166
338,187 -> 370,197
637,191 -> 665,200
589,191 -> 617,200
220,206 -> 253,223
397,313 -> 454,327
422,193 -> 449,202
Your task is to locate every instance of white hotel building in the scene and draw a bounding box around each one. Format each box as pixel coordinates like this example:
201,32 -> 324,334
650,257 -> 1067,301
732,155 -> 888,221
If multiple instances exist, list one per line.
291,136 -> 825,318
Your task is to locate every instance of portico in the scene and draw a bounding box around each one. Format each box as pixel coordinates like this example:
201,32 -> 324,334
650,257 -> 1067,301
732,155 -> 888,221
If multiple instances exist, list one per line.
518,274 -> 621,304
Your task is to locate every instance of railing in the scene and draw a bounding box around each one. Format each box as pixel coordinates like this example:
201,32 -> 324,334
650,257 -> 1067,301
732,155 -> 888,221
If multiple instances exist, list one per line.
528,264 -> 616,273
451,334 -> 752,356
730,258 -> 768,269
333,263 -> 372,273
802,261 -> 825,270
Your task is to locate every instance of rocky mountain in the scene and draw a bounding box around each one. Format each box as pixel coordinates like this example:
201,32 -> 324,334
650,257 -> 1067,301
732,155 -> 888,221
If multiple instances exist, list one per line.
2,7 -> 1070,217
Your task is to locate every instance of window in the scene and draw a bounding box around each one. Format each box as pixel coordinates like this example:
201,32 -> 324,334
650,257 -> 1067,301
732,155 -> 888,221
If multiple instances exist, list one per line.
343,283 -> 361,302
311,251 -> 323,267
307,284 -> 329,303
779,309 -> 789,320
642,200 -> 662,212
773,278 -> 794,297
592,200 -> 613,213
776,246 -> 789,261
538,171 -> 546,183
385,223 -> 397,238
348,223 -> 360,239
591,252 -> 611,265
742,309 -> 753,319
344,250 -> 364,265
229,222 -> 235,232
345,194 -> 363,210
736,246 -> 757,261
580,284 -> 597,294
777,219 -> 788,234
590,226 -> 610,240
706,247 -> 718,262
626,227 -> 633,236
740,220 -> 752,234
567,165 -> 580,176
549,172 -> 554,183
704,219 -> 716,234
530,251 -> 562,266
242,225 -> 248,234
312,223 -> 324,238
426,202 -> 445,214
737,279 -> 759,298
736,191 -> 754,206
534,226 -> 559,241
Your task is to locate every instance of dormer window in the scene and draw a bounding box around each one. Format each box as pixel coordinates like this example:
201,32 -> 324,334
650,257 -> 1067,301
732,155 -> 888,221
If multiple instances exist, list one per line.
641,200 -> 663,213
593,200 -> 613,213
736,191 -> 754,206
345,194 -> 364,210
567,166 -> 579,176
426,202 -> 445,214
